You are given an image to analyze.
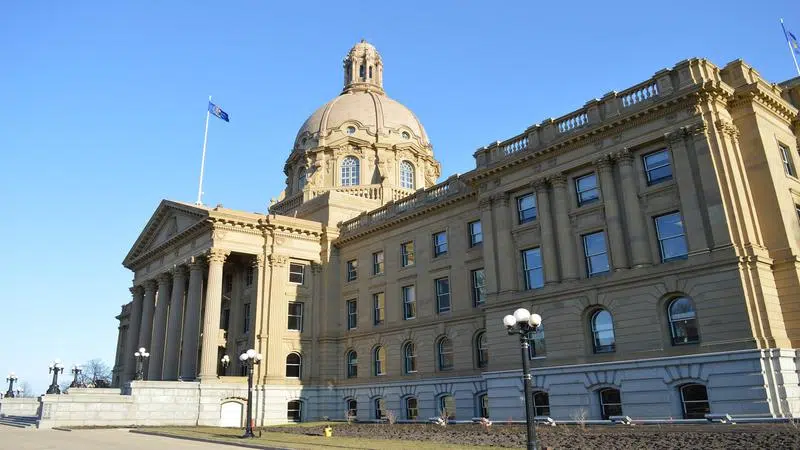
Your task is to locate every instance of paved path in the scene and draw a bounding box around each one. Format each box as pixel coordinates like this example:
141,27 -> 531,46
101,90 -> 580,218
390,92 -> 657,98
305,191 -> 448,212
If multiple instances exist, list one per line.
0,428 -> 241,450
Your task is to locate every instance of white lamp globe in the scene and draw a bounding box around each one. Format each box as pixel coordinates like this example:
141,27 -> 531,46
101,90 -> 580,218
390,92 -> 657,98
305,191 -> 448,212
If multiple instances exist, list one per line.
503,315 -> 517,328
239,353 -> 248,361
246,349 -> 256,359
134,351 -> 140,357
255,354 -> 263,361
139,347 -> 146,353
529,313 -> 542,327
143,352 -> 150,357
513,308 -> 531,324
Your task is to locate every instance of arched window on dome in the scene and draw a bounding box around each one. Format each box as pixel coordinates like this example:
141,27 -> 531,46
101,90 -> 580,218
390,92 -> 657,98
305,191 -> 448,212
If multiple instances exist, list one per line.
341,156 -> 360,186
400,161 -> 415,190
297,167 -> 307,191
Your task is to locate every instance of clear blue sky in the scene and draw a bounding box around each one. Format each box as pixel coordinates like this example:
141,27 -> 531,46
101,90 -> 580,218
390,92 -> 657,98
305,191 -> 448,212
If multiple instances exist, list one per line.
1,1 -> 797,394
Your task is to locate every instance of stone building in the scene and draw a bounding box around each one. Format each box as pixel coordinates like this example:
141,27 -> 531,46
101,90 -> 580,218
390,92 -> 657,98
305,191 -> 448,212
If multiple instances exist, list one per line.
111,41 -> 800,425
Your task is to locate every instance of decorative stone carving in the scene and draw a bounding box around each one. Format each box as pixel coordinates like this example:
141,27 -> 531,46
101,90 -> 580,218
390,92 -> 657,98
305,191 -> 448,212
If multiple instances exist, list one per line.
478,197 -> 492,212
491,192 -> 510,207
269,254 -> 288,268
531,178 -> 549,193
425,163 -> 440,186
254,254 -> 265,269
715,119 -> 740,140
594,156 -> 613,172
206,248 -> 230,265
310,262 -> 323,273
548,173 -> 567,187
143,279 -> 158,293
613,149 -> 634,166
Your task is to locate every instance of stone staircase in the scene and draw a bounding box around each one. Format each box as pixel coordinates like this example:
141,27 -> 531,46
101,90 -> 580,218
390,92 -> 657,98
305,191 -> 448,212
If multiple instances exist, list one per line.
0,415 -> 38,429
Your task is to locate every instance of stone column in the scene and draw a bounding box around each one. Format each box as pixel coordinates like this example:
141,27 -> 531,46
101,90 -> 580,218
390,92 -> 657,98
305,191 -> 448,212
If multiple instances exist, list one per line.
147,273 -> 172,380
163,266 -> 187,380
138,280 -> 157,353
667,130 -> 710,255
595,156 -> 629,271
198,248 -> 230,380
265,254 -> 288,381
478,197 -> 499,296
616,150 -> 652,267
493,193 -> 516,292
123,286 -> 144,383
180,257 -> 205,380
550,174 -> 579,281
533,179 -> 559,284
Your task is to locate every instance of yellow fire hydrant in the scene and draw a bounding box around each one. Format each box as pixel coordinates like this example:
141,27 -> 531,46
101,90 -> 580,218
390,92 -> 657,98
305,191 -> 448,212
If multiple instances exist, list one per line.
323,425 -> 333,437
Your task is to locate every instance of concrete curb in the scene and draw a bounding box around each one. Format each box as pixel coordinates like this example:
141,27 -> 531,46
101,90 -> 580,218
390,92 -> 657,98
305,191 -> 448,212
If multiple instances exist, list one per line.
129,430 -> 293,450
52,427 -> 73,432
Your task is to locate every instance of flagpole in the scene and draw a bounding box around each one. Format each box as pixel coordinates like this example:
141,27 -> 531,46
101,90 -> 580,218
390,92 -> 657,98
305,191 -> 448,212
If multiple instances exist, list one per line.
196,95 -> 211,205
781,18 -> 800,76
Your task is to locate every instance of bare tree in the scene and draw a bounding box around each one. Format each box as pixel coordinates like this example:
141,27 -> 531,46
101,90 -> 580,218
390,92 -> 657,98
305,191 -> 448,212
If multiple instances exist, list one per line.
19,381 -> 35,398
79,359 -> 112,387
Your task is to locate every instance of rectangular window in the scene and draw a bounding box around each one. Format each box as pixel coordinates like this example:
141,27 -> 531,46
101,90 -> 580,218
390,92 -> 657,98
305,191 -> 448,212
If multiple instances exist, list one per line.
402,285 -> 416,320
373,292 -> 385,325
288,302 -> 303,331
346,299 -> 357,330
517,193 -> 538,224
224,274 -> 233,293
246,268 -> 254,287
435,277 -> 451,314
468,220 -> 483,246
472,269 -> 486,306
401,242 -> 415,267
289,263 -> 304,284
243,303 -> 251,333
222,308 -> 230,330
583,231 -> 610,276
372,251 -> 384,275
575,173 -> 600,206
643,149 -> 672,185
655,212 -> 688,262
780,144 -> 796,177
522,248 -> 544,290
433,231 -> 448,257
346,259 -> 358,282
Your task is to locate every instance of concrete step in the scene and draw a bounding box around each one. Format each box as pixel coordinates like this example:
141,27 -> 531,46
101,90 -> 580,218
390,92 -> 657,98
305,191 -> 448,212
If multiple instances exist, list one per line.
0,416 -> 38,429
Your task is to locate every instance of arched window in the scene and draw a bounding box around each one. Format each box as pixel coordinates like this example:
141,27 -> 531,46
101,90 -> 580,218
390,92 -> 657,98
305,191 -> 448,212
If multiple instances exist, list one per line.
373,346 -> 386,376
598,388 -> 622,420
477,393 -> 489,418
591,309 -> 616,353
285,352 -> 302,378
405,396 -> 418,420
287,400 -> 302,422
475,331 -> 488,369
346,398 -> 357,418
403,342 -> 417,374
668,297 -> 699,345
533,391 -> 550,417
400,161 -> 415,189
680,383 -> 710,419
438,394 -> 455,419
297,167 -> 307,191
346,350 -> 358,378
374,397 -> 386,420
437,337 -> 454,371
340,156 -> 360,186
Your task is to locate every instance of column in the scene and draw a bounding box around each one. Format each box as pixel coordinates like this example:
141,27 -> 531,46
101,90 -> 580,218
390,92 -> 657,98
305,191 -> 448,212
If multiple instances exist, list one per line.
251,255 -> 266,356
147,273 -> 171,380
550,174 -> 579,281
667,131 -> 710,255
138,280 -> 157,353
493,193 -> 516,292
595,157 -> 629,271
533,179 -> 559,284
616,150 -> 653,267
265,254 -> 288,380
478,197 -> 499,296
123,286 -> 144,384
198,248 -> 229,380
180,257 -> 205,380
163,266 -> 187,380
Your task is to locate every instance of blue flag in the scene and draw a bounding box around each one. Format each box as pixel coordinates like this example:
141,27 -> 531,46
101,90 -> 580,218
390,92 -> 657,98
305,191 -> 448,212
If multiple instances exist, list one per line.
208,101 -> 230,122
788,30 -> 800,56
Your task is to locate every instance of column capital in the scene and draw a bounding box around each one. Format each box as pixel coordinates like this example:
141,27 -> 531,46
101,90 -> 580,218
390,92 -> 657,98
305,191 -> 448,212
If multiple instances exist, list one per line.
157,272 -> 172,285
310,262 -> 323,274
613,149 -> 634,166
269,254 -> 288,268
188,255 -> 206,271
143,279 -> 158,293
478,197 -> 492,212
206,248 -> 230,265
714,119 -> 739,140
171,265 -> 188,279
491,192 -> 510,207
531,178 -> 549,193
129,285 -> 144,297
253,254 -> 265,269
594,155 -> 613,172
664,129 -> 685,146
548,173 -> 567,188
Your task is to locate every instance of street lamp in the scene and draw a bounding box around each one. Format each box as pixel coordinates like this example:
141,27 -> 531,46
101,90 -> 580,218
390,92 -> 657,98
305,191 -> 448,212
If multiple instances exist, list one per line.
134,347 -> 150,381
5,373 -> 18,398
221,355 -> 230,375
46,359 -> 64,394
240,349 -> 262,438
70,365 -> 83,388
503,308 -> 543,450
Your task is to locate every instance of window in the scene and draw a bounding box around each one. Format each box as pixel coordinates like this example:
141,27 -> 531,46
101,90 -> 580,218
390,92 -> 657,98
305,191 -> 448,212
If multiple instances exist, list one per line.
359,64 -> 365,79
598,388 -> 622,419
224,274 -> 233,293
346,300 -> 357,330
517,193 -> 537,224
346,259 -> 358,282
374,398 -> 386,420
373,346 -> 386,376
591,309 -> 616,353
346,350 -> 358,378
575,173 -> 600,206
372,251 -> 384,275
400,161 -> 415,189
403,342 -> 417,374
522,248 -> 544,290
346,126 -> 356,135
401,242 -> 415,267
583,232 -> 610,276
405,397 -> 418,420
222,308 -> 230,330
468,220 -> 483,246
242,303 -> 251,333
472,269 -> 486,306
478,393 -> 489,418
655,212 -> 688,261
373,292 -> 385,325
476,331 -> 488,369
341,156 -> 360,186
780,144 -> 796,177
289,263 -> 304,284
680,384 -> 710,419
533,392 -> 550,416
346,399 -> 357,418
438,395 -> 455,419
643,149 -> 672,185
527,324 -> 546,358
285,353 -> 301,378
287,400 -> 302,422
796,204 -> 800,222
668,297 -> 699,345
297,167 -> 307,191
246,267 -> 254,287
435,277 -> 451,314
402,285 -> 416,320
433,231 -> 448,257
437,336 -> 454,371
288,302 -> 303,331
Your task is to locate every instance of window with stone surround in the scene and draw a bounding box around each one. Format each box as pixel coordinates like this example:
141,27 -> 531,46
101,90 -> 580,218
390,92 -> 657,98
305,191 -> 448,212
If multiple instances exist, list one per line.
402,285 -> 416,320
341,156 -> 360,186
242,303 -> 250,333
643,149 -> 672,185
346,259 -> 358,282
780,143 -> 796,177
346,350 -> 358,378
680,383 -> 710,419
403,341 -> 417,374
438,394 -> 456,419
346,299 -> 357,330
668,296 -> 699,345
437,336 -> 454,371
372,251 -> 384,275
591,309 -> 615,353
346,398 -> 357,418
374,397 -> 386,420
598,388 -> 622,420
285,353 -> 302,378
575,173 -> 600,206
245,267 -> 254,286
287,400 -> 302,422
401,241 -> 415,267
522,248 -> 544,290
533,391 -> 550,416
433,231 -> 448,257
475,331 -> 488,369
373,292 -> 385,325
655,212 -> 688,262
405,397 -> 419,420
287,302 -> 303,331
468,220 -> 483,246
435,277 -> 451,314
400,160 -> 415,189
583,231 -> 610,277
289,263 -> 304,284
373,346 -> 386,376
472,269 -> 486,306
517,193 -> 537,224
477,393 -> 489,419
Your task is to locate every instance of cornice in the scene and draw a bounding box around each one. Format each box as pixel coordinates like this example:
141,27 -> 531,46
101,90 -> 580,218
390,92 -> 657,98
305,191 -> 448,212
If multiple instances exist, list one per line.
728,83 -> 799,124
125,219 -> 211,271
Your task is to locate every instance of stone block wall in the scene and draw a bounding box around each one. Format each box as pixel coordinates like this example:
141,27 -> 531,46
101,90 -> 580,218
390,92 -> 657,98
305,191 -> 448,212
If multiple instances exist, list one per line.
0,397 -> 40,417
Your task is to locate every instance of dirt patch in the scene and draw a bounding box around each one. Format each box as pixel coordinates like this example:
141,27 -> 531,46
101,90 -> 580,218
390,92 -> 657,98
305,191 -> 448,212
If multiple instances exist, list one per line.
266,422 -> 800,449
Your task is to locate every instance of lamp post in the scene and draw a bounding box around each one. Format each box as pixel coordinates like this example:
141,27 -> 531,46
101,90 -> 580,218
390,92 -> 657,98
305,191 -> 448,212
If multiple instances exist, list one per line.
70,365 -> 83,388
240,349 -> 262,438
221,355 -> 230,375
134,347 -> 150,381
5,373 -> 18,398
46,360 -> 64,394
503,308 -> 543,450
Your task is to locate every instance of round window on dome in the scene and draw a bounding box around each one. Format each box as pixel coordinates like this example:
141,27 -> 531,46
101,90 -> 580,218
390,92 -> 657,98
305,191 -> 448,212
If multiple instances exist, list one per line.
401,131 -> 410,139
301,138 -> 307,145
346,126 -> 356,135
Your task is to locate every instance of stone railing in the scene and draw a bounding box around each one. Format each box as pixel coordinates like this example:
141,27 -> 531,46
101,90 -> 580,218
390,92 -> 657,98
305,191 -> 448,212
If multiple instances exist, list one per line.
556,111 -> 589,133
620,80 -> 659,108
270,192 -> 303,215
390,187 -> 416,200
270,184 -> 384,215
